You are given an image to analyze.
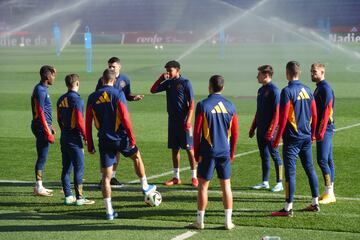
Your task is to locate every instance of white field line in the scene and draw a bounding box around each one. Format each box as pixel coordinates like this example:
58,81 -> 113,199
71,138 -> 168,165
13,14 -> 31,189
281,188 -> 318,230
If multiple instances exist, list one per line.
334,122 -> 360,132
0,180 -> 33,183
171,231 -> 198,240
128,122 -> 360,184
128,169 -> 187,184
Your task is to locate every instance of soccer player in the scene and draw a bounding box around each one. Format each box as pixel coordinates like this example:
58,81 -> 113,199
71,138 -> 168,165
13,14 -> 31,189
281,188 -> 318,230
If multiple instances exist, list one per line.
311,63 -> 336,204
57,74 -> 95,206
86,69 -> 156,220
249,65 -> 283,192
150,60 -> 198,187
95,57 -> 144,188
189,75 -> 238,230
271,61 -> 319,217
31,65 -> 56,197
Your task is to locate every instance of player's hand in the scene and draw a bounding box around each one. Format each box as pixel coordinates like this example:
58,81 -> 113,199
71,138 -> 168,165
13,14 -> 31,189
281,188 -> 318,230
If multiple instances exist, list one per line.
197,156 -> 202,163
88,148 -> 95,154
48,134 -> 55,144
84,140 -> 88,146
133,95 -> 144,101
161,73 -> 170,80
264,134 -> 272,142
248,129 -> 255,138
51,127 -> 56,135
316,134 -> 324,142
185,122 -> 192,130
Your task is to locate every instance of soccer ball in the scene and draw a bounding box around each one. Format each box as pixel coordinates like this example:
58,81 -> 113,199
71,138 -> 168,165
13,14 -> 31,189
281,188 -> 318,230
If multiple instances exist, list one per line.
144,191 -> 162,207
154,45 -> 158,49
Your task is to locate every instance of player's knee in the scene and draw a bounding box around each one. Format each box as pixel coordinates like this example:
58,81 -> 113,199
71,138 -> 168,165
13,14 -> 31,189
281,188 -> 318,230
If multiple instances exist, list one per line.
317,158 -> 326,167
130,151 -> 141,162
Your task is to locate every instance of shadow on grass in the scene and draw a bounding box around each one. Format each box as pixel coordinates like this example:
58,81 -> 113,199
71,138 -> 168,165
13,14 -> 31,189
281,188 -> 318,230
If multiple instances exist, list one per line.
0,210 -> 188,232
0,182 -> 62,188
0,222 -> 185,232
233,196 -> 283,203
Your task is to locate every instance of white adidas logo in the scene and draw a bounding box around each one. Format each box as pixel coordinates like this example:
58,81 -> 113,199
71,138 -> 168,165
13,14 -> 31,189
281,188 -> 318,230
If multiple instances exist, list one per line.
211,101 -> 228,114
297,88 -> 310,100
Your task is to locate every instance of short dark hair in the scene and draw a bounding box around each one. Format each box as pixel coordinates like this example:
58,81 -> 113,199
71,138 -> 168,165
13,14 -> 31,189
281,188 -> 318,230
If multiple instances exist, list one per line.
64,74 -> 79,87
286,61 -> 301,77
39,65 -> 56,81
257,65 -> 273,77
108,57 -> 120,64
164,60 -> 180,69
209,75 -> 224,93
102,69 -> 116,84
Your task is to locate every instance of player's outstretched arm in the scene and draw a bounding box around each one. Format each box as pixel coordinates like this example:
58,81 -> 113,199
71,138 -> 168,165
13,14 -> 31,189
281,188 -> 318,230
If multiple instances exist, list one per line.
126,93 -> 144,101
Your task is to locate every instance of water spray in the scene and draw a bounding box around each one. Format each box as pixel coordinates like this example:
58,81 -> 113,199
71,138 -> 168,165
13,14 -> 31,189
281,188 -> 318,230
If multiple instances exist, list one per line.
59,20 -> 82,53
177,0 -> 268,61
0,0 -> 90,39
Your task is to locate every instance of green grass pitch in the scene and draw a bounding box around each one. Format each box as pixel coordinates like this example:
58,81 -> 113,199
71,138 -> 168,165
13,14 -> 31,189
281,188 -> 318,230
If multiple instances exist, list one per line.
0,43 -> 359,239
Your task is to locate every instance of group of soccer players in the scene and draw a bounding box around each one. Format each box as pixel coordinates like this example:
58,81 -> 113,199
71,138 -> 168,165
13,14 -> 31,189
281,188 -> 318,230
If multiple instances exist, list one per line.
31,58 -> 335,226
249,61 -> 336,219
31,59 -> 157,220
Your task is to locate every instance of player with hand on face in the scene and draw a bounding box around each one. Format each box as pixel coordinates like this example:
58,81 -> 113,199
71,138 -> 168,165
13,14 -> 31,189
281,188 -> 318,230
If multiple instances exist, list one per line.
31,65 -> 56,197
95,57 -> 144,188
86,69 -> 156,220
249,65 -> 283,192
311,63 -> 336,204
150,60 -> 198,187
57,74 -> 95,206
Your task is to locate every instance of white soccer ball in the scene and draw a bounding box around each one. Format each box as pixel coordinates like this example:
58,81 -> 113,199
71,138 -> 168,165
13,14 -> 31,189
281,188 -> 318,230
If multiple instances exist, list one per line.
159,45 -> 163,50
144,191 -> 162,207
154,45 -> 158,49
